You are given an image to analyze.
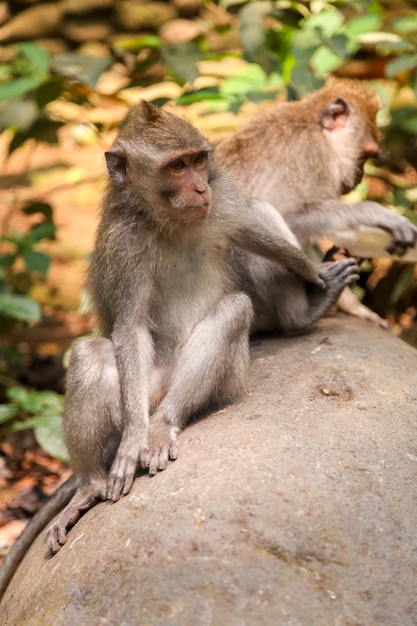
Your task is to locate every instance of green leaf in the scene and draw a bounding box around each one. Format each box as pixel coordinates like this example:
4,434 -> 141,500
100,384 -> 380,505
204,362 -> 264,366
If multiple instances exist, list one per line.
386,54 -> 417,78
221,64 -> 268,96
6,386 -> 29,405
0,77 -> 45,102
176,87 -> 220,105
22,249 -> 50,274
0,404 -> 19,425
391,14 -> 417,34
310,46 -> 344,76
328,33 -> 353,58
17,42 -> 50,76
343,14 -> 383,37
290,65 -> 323,96
0,293 -> 41,322
162,43 -> 202,85
239,1 -> 276,73
21,389 -> 63,414
390,108 -> 417,135
52,53 -> 112,89
34,414 -> 68,462
304,8 -> 345,38
35,76 -> 65,108
113,35 -> 163,51
0,253 -> 16,267
28,221 -> 56,242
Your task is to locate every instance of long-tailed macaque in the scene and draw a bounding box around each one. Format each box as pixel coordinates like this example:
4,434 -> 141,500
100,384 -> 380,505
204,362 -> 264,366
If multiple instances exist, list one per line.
217,79 -> 417,327
0,101 -> 358,592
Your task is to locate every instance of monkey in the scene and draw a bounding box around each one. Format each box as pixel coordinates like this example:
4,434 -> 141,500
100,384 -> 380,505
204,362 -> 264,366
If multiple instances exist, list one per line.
217,79 -> 417,328
0,100 -> 359,593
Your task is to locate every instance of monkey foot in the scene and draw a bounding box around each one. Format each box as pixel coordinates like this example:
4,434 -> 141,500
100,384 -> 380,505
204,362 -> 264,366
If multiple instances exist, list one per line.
141,417 -> 179,475
46,485 -> 100,554
318,257 -> 359,294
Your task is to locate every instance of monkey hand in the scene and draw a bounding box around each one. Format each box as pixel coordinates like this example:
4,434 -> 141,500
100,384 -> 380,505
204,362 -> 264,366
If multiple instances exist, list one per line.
386,220 -> 417,257
107,442 -> 145,502
140,415 -> 179,476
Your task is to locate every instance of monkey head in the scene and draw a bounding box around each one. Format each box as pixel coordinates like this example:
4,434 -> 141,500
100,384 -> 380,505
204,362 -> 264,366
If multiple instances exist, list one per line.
104,101 -> 213,226
318,80 -> 381,196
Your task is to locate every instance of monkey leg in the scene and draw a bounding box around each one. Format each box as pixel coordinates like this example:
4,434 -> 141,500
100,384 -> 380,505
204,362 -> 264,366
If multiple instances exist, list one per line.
46,337 -> 123,553
249,257 -> 359,334
142,292 -> 253,475
46,481 -> 102,554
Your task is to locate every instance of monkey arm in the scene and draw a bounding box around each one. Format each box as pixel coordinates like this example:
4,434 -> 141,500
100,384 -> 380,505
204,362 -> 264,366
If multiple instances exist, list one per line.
106,322 -> 154,501
231,199 -> 325,288
286,200 -> 417,257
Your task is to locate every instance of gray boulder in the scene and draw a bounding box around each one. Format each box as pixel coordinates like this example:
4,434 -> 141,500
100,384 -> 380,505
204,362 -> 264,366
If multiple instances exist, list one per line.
1,316 -> 416,625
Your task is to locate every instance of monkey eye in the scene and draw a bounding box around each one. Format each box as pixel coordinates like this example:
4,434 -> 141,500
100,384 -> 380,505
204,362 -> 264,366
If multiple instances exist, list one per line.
170,159 -> 186,172
194,152 -> 207,165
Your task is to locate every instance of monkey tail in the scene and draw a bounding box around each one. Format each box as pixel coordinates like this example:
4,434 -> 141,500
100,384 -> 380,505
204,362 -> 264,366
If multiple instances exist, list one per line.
0,476 -> 77,600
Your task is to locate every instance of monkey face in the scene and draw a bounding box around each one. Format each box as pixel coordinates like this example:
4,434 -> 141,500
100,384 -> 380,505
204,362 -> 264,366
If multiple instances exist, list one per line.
159,149 -> 212,221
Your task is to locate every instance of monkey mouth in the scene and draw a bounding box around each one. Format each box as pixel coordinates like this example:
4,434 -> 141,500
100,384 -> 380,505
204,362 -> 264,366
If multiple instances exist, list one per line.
185,202 -> 209,213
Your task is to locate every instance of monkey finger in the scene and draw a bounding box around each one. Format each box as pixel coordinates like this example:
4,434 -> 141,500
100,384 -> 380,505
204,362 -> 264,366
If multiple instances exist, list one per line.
148,446 -> 171,475
169,439 -> 179,461
46,525 -> 63,554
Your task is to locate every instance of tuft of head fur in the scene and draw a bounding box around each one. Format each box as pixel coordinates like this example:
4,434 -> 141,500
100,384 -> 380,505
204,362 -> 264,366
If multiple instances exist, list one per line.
118,100 -> 210,156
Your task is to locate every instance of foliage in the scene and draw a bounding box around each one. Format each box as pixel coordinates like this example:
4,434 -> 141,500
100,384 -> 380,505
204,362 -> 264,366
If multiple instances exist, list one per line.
0,202 -> 56,325
0,386 -> 67,461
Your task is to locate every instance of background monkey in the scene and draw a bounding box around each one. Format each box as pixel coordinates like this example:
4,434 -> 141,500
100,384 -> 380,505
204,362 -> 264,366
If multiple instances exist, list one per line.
0,100 -> 358,592
217,79 -> 417,327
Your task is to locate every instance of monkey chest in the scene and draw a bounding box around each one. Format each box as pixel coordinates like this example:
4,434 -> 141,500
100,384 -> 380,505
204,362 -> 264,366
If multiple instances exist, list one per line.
151,243 -> 227,344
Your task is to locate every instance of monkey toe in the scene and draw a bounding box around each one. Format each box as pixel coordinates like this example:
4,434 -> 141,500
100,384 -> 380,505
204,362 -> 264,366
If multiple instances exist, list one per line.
148,448 -> 169,475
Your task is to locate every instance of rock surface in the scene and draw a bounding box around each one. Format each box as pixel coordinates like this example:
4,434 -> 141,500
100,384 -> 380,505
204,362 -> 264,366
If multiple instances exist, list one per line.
1,316 -> 417,625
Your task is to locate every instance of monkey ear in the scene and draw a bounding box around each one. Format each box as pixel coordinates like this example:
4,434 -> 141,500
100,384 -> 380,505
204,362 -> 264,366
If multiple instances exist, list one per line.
140,100 -> 162,122
320,97 -> 349,131
105,148 -> 128,185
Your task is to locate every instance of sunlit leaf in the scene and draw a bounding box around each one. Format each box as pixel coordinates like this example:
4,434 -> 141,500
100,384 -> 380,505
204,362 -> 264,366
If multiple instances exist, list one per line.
6,386 -> 29,405
386,54 -> 417,78
176,87 -> 220,105
0,77 -> 44,101
304,8 -> 344,38
0,293 -> 41,321
17,42 -> 50,76
221,64 -> 268,96
113,35 -> 163,51
343,14 -> 383,37
391,14 -> 417,34
34,413 -> 68,462
310,46 -> 344,76
0,404 -> 19,425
